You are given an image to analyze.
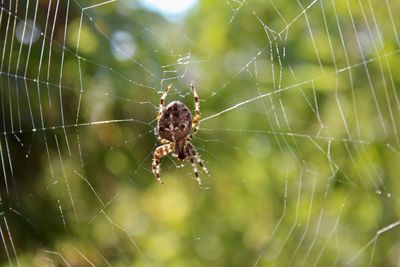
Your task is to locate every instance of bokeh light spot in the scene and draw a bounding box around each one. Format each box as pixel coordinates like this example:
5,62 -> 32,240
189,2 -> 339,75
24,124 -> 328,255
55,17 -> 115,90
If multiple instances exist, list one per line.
139,0 -> 198,21
111,31 -> 137,61
16,19 -> 41,45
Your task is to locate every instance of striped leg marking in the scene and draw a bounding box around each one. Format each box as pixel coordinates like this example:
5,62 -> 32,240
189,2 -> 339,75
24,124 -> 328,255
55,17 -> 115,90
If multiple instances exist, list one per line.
157,85 -> 172,121
152,143 -> 174,185
191,83 -> 201,134
188,143 -> 210,176
190,157 -> 202,189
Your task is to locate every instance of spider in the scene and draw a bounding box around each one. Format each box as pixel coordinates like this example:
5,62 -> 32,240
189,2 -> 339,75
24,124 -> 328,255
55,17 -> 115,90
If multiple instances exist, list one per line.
152,83 -> 210,189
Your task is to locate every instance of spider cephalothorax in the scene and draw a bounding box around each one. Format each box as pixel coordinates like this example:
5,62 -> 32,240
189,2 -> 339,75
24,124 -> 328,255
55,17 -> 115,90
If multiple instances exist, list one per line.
152,84 -> 209,188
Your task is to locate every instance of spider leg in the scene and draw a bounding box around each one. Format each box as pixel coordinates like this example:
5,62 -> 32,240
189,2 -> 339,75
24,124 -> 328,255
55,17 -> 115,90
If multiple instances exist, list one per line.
189,157 -> 203,189
187,142 -> 210,176
157,85 -> 172,121
152,143 -> 174,185
155,85 -> 172,143
190,83 -> 201,134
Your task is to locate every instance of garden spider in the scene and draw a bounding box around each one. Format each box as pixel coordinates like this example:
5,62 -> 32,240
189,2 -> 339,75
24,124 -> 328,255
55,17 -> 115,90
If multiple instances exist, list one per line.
152,83 -> 210,189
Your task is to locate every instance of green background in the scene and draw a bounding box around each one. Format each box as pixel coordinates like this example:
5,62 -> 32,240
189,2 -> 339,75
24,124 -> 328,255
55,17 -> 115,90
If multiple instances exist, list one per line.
1,0 -> 400,266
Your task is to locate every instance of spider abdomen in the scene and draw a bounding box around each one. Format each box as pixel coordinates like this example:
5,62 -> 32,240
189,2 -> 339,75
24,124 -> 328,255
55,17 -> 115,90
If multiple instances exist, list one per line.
157,101 -> 192,141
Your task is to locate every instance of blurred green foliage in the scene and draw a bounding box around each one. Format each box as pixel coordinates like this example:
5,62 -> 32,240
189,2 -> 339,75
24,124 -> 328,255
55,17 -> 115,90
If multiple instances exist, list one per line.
1,0 -> 400,266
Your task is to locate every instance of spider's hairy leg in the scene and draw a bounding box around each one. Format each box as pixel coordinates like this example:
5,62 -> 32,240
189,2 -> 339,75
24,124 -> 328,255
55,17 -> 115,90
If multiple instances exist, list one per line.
157,84 -> 172,121
188,142 -> 210,176
191,83 -> 201,134
189,157 -> 203,189
155,85 -> 172,143
152,143 -> 174,185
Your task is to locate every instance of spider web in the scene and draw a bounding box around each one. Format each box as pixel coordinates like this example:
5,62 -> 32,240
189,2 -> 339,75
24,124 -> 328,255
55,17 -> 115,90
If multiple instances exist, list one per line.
1,0 -> 400,266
